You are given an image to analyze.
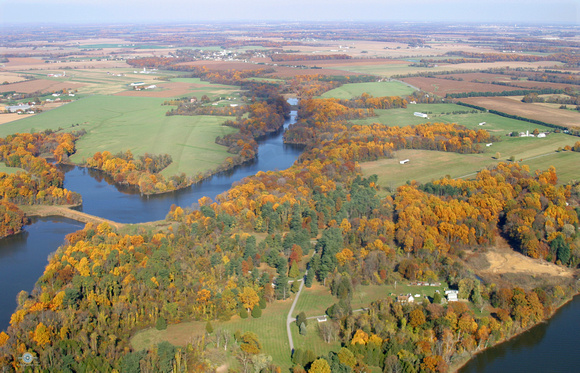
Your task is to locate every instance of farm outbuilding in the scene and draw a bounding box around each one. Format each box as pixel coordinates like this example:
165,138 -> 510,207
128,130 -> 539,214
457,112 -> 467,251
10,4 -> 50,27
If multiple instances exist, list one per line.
414,112 -> 428,118
400,159 -> 410,165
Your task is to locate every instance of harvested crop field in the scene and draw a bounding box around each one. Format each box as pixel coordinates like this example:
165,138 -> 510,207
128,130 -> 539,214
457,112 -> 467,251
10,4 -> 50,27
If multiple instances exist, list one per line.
175,60 -> 265,71
270,58 -> 406,68
0,79 -> 85,94
266,65 -> 362,77
174,60 -> 362,77
0,73 -> 27,84
461,96 -> 580,128
400,76 -> 526,95
0,113 -> 29,125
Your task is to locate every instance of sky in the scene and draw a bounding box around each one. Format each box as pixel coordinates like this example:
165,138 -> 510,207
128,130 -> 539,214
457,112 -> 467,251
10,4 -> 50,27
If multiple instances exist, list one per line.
0,0 -> 578,25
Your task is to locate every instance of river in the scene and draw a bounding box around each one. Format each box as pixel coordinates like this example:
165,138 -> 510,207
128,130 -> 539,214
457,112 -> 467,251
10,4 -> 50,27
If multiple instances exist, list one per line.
1,101 -> 579,371
0,104 -> 301,330
459,295 -> 580,373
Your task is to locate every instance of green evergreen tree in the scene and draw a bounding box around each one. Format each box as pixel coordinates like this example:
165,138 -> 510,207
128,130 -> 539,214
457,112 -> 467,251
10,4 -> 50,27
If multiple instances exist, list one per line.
251,306 -> 262,318
156,316 -> 167,330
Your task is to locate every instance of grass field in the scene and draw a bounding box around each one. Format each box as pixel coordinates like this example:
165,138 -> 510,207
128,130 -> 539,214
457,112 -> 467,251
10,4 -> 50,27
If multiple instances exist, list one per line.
320,81 -> 416,99
361,133 -> 579,190
522,151 -> 580,184
350,103 -> 556,135
0,163 -> 26,174
0,95 -> 238,177
132,297 -> 295,370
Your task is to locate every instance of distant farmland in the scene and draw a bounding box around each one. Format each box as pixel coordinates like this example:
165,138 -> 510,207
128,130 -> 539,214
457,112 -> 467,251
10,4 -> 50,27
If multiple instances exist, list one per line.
462,96 -> 580,129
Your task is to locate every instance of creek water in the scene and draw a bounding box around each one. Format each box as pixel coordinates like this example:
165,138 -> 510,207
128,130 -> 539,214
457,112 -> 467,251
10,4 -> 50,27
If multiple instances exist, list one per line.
0,105 -> 301,330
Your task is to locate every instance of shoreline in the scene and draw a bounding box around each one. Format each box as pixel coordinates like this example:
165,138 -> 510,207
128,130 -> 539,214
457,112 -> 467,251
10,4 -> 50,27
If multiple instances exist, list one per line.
450,290 -> 579,372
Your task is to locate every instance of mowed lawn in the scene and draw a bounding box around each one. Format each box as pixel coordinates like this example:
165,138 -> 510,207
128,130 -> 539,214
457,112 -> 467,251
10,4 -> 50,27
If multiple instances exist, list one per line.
131,297 -> 295,371
0,95 -> 238,177
320,81 -> 416,99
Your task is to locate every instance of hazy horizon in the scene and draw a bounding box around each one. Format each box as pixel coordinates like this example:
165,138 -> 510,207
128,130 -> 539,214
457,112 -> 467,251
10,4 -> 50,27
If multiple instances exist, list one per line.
0,0 -> 578,26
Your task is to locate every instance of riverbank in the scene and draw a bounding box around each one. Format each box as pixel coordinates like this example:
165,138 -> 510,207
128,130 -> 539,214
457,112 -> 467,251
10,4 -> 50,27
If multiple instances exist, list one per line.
450,284 -> 580,373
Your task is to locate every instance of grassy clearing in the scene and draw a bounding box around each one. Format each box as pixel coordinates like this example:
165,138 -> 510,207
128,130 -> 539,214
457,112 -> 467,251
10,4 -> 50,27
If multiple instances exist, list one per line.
130,321 -> 206,352
0,95 -> 237,177
130,298 -> 294,370
320,81 -> 416,99
293,283 -> 336,317
361,132 -> 579,190
291,322 -> 341,358
218,299 -> 294,370
0,163 -> 25,174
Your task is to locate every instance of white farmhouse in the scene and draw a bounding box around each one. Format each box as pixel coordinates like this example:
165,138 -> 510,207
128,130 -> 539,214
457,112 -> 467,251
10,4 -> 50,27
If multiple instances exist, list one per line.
445,289 -> 459,302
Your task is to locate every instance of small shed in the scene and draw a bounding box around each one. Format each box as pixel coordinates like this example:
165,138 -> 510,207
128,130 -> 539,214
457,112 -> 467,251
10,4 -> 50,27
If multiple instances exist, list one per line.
479,122 -> 486,126
316,316 -> 328,323
486,143 -> 493,147
414,112 -> 428,118
400,159 -> 410,165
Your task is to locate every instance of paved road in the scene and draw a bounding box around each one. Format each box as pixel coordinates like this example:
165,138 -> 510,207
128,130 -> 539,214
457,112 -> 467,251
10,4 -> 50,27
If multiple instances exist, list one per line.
286,271 -> 306,352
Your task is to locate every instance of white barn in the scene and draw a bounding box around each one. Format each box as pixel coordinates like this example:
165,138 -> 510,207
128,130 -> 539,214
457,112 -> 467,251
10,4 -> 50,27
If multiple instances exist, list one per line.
414,112 -> 428,118
400,159 -> 410,165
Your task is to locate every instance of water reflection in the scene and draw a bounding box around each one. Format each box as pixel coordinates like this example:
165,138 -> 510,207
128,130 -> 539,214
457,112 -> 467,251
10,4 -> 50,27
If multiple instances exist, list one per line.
0,217 -> 84,329
460,296 -> 580,373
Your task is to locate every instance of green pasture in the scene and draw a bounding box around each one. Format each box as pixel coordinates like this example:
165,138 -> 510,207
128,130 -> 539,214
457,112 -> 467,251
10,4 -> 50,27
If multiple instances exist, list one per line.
320,81 -> 416,99
361,132 -> 579,190
350,103 -> 556,135
0,95 -> 237,177
522,151 -> 580,184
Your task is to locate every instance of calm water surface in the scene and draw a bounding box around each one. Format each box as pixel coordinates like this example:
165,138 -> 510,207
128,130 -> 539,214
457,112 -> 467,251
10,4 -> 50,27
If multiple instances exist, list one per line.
459,295 -> 580,373
3,101 -> 578,373
0,105 -> 301,330
0,217 -> 84,329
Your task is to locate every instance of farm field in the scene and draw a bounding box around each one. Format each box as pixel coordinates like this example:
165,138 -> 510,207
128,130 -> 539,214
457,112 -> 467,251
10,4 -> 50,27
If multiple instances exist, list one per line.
462,97 -> 580,129
360,132 -> 579,190
399,76 -> 527,95
4,68 -> 182,96
320,81 -> 416,99
115,79 -> 240,99
349,102 -> 566,135
333,60 -> 564,78
0,95 -> 237,177
522,151 -> 580,184
0,78 -> 85,94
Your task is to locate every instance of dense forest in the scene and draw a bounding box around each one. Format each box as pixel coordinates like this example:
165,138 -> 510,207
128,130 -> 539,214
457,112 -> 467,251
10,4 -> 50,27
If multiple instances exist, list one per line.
1,83 -> 578,372
0,131 -> 83,238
